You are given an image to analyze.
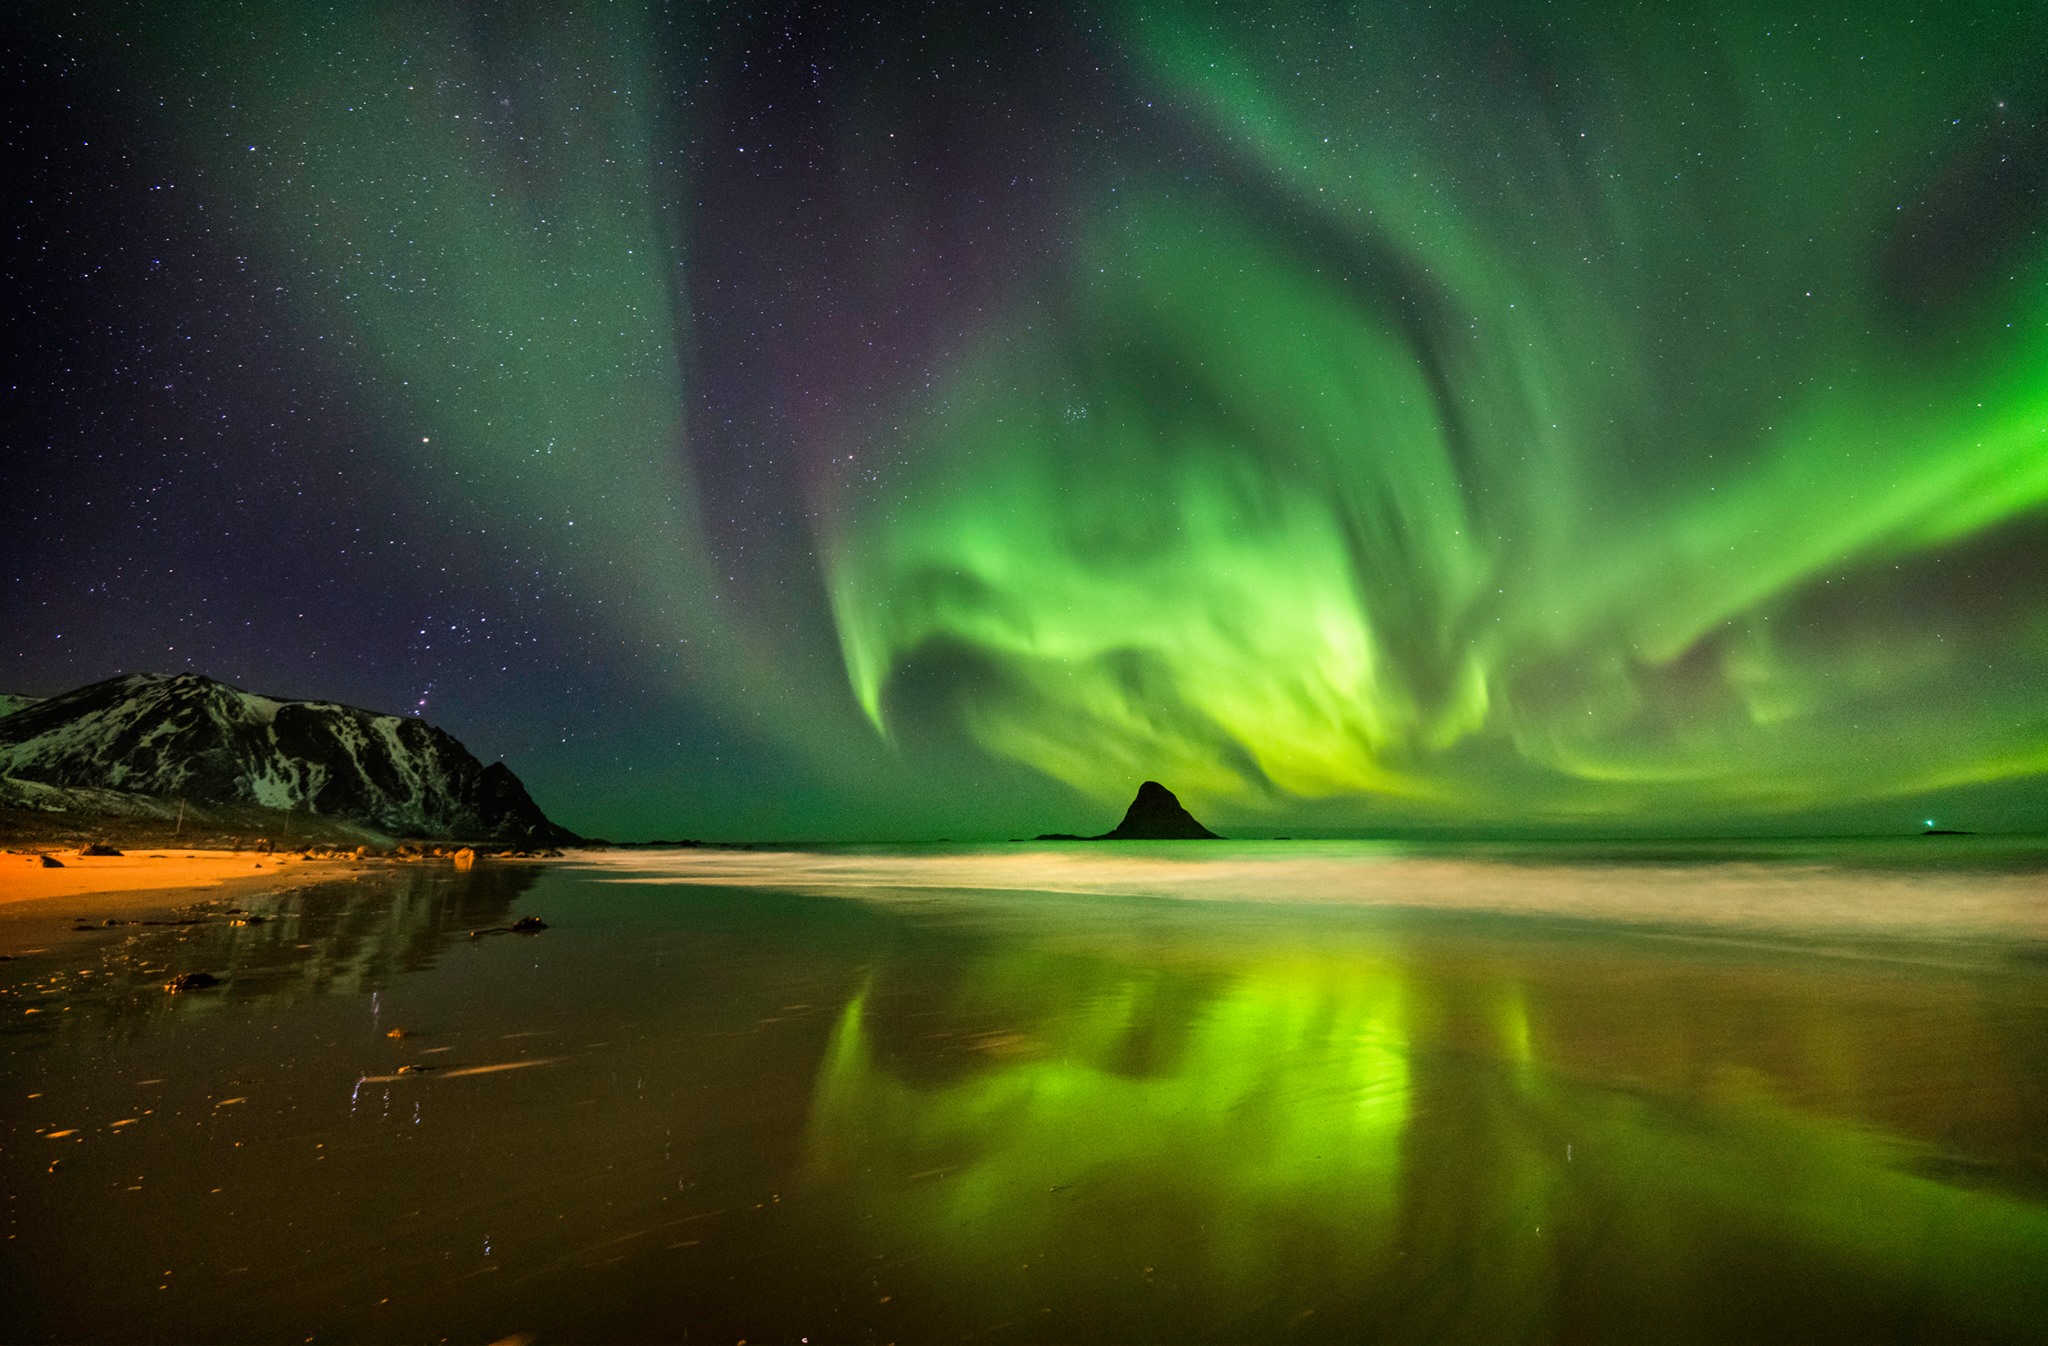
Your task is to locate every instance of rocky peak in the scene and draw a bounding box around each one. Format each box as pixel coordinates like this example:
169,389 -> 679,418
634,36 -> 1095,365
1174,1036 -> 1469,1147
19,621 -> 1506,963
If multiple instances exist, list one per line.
0,671 -> 573,842
1099,781 -> 1221,840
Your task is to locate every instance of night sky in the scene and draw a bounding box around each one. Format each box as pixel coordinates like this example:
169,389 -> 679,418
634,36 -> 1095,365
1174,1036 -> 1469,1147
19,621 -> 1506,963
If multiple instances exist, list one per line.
7,1 -> 2047,840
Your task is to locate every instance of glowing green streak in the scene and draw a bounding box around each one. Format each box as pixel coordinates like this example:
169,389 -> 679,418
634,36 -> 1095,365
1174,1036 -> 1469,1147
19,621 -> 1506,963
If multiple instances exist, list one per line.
123,0 -> 2048,830
827,0 -> 2048,824
831,202 -> 1493,804
133,7 -> 774,701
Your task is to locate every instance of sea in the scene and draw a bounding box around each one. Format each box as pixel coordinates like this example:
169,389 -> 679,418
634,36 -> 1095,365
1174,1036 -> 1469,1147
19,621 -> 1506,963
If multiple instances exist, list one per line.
3,839 -> 2046,1343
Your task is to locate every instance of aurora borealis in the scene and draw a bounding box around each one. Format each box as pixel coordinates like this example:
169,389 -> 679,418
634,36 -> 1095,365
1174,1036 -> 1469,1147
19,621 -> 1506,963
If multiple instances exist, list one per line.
8,1 -> 2048,838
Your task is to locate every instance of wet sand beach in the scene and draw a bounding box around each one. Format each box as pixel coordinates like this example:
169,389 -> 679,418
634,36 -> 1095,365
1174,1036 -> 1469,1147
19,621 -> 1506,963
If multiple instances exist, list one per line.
0,849 -> 364,908
0,845 -> 568,911
4,842 -> 2046,1343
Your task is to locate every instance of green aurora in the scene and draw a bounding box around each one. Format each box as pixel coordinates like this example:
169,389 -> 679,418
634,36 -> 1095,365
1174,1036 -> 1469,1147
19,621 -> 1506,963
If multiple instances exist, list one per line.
825,2 -> 2048,828
109,0 -> 2048,834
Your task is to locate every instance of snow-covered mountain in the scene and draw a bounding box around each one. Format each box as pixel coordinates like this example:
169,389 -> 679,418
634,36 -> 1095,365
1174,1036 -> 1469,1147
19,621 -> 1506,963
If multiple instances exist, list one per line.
0,672 -> 573,842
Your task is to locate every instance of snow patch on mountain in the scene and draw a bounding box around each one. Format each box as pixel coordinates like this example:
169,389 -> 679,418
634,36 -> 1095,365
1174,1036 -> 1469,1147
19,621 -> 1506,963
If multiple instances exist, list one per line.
0,672 -> 572,841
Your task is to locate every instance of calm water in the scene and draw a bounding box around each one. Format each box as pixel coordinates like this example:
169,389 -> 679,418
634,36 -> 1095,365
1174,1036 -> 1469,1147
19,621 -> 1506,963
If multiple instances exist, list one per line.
3,842 -> 2047,1343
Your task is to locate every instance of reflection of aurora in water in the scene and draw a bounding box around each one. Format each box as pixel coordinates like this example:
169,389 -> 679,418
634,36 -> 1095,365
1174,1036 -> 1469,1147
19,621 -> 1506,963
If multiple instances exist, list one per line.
808,956 -> 1412,1300
7,859 -> 2048,1339
802,928 -> 2048,1339
67,0 -> 2048,834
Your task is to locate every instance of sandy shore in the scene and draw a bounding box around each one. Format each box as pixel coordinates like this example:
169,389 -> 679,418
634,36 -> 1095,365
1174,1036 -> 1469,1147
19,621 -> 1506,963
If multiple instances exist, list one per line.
0,848 -> 364,906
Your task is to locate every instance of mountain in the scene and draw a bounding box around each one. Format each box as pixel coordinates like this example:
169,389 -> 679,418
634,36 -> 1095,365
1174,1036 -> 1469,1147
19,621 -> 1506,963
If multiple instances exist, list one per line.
1100,780 -> 1221,839
1034,781 -> 1222,841
0,672 -> 573,842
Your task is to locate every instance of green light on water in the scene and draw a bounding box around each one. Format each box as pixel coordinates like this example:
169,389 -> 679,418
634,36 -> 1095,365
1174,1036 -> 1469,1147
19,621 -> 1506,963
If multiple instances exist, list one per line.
798,929 -> 2048,1334
807,952 -> 1413,1302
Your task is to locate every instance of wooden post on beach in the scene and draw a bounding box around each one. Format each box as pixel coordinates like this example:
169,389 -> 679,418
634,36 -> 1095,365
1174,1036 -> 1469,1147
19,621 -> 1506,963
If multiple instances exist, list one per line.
175,798 -> 186,837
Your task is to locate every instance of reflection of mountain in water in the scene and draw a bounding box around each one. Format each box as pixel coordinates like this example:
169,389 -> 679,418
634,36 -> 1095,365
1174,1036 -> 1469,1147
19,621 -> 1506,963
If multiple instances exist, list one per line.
9,865 -> 545,1044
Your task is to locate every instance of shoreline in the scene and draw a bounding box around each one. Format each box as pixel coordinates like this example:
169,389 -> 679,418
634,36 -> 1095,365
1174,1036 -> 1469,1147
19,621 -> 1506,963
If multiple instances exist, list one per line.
0,845 -> 564,909
0,848 -> 371,909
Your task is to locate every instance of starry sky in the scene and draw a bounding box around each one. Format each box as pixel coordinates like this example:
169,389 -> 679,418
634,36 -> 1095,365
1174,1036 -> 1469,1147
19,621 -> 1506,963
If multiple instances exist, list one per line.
7,1 -> 2047,840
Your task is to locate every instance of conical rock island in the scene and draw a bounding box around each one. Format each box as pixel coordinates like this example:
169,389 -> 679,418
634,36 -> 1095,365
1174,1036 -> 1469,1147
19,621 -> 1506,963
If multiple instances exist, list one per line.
1098,781 -> 1220,840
